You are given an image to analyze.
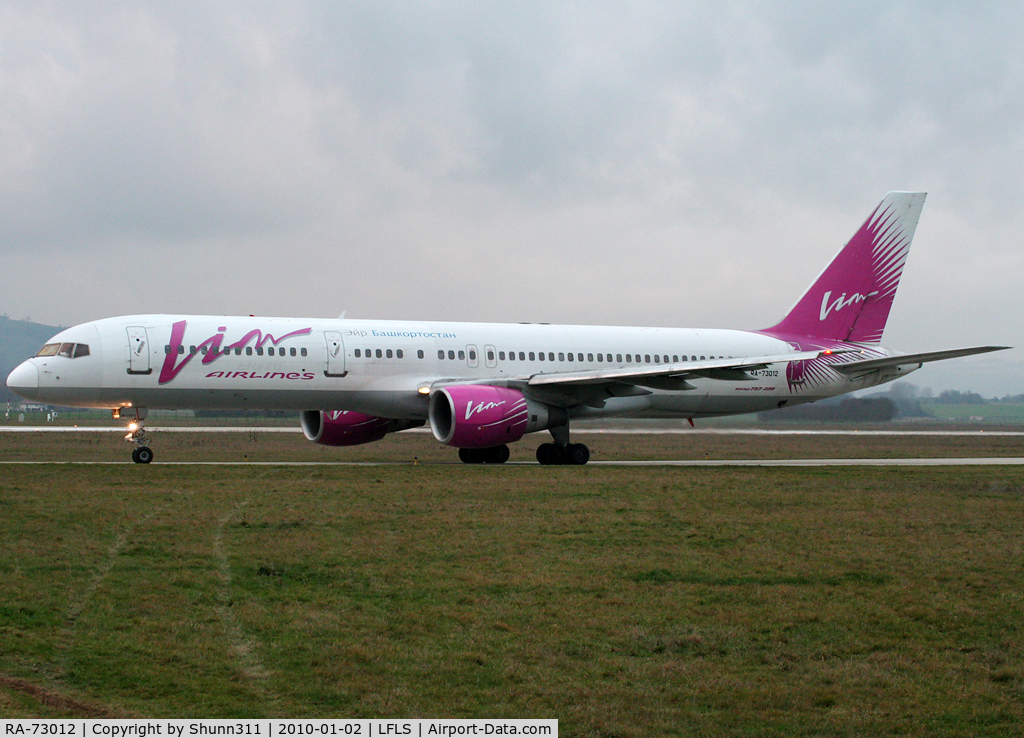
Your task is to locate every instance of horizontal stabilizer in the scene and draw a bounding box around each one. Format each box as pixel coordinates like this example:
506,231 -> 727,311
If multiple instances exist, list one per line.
829,346 -> 1010,375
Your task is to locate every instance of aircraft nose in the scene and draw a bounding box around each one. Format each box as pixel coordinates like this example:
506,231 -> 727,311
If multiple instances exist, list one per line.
6,361 -> 39,401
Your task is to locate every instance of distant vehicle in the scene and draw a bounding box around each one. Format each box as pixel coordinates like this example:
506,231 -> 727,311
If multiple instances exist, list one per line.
7,192 -> 1007,464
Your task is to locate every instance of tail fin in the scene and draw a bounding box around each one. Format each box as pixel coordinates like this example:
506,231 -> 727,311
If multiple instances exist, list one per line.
763,191 -> 926,344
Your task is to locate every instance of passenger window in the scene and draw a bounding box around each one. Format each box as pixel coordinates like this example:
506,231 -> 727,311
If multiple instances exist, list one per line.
387,349 -> 394,358
255,347 -> 263,356
458,350 -> 465,360
560,353 -> 566,362
246,347 -> 253,356
469,350 -> 476,360
654,355 -> 660,364
547,352 -> 554,361
291,348 -> 297,357
488,350 -> 495,361
626,355 -> 632,363
268,347 -> 274,356
597,354 -> 603,362
164,345 -> 172,355
190,346 -> 197,355
376,349 -> 383,358
616,354 -> 622,362
498,351 -> 505,360
448,350 -> 455,360
538,352 -> 545,361
418,350 -> 424,359
529,352 -> 535,361
397,349 -> 403,359
519,352 -> 525,361
301,348 -> 307,357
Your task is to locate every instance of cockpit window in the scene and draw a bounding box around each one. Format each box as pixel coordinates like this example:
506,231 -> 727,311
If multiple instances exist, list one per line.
35,342 -> 90,358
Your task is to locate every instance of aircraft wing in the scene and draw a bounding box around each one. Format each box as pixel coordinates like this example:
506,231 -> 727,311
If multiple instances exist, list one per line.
829,346 -> 1010,376
526,350 -> 842,388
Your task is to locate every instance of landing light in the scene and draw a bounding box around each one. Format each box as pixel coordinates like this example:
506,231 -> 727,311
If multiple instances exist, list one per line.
128,422 -> 138,432
418,386 -> 430,395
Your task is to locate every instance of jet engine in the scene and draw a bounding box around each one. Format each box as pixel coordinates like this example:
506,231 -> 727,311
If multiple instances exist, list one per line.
428,385 -> 564,448
300,410 -> 422,447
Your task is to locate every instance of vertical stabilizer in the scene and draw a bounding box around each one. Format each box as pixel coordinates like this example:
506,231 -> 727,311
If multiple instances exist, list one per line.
764,191 -> 926,344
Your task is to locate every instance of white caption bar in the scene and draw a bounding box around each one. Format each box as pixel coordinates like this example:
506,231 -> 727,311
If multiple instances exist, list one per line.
0,721 -> 557,738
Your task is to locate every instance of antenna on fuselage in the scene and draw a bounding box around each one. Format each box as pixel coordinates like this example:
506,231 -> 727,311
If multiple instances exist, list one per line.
338,310 -> 347,319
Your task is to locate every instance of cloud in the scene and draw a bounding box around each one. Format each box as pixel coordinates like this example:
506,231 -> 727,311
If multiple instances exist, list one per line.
1,1 -> 1021,392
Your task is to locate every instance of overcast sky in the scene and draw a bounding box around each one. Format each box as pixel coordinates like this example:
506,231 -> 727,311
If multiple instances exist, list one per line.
2,1 -> 1021,395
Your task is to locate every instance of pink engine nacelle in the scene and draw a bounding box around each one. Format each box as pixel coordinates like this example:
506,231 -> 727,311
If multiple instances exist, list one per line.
301,410 -> 421,447
429,385 -> 562,448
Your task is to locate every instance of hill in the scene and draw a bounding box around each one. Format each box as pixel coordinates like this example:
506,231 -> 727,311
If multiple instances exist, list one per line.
0,316 -> 63,405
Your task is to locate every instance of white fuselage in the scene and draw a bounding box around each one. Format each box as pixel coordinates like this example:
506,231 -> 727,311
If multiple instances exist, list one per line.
9,313 -> 907,421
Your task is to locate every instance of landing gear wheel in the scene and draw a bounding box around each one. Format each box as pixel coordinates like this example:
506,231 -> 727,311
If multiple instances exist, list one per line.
537,442 -> 589,465
537,442 -> 567,465
566,443 -> 590,465
132,447 -> 153,464
486,445 -> 511,464
459,445 -> 510,464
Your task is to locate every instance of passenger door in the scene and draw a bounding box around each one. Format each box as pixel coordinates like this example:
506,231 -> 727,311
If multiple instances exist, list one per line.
324,331 -> 347,377
126,326 -> 152,375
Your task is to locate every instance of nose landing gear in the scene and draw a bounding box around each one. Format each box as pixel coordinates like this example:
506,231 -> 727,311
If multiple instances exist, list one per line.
115,408 -> 153,464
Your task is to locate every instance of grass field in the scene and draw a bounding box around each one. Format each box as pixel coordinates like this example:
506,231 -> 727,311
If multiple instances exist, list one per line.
2,433 -> 1024,735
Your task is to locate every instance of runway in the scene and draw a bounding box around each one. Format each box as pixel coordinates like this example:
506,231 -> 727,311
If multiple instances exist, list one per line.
3,425 -> 1022,466
4,425 -> 1024,436
2,458 -> 1024,467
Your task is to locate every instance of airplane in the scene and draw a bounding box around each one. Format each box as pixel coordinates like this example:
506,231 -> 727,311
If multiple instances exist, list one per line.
5,191 -> 1009,465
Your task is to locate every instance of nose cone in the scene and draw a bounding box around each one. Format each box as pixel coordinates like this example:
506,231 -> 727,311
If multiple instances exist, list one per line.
6,361 -> 39,401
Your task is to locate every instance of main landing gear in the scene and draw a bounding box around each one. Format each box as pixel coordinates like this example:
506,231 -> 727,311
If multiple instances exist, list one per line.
536,423 -> 589,465
459,445 -> 511,464
115,407 -> 153,464
535,442 -> 590,466
456,425 -> 591,465
456,442 -> 590,465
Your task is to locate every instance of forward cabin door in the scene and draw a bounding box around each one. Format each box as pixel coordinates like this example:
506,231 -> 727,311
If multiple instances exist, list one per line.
126,326 -> 152,375
324,331 -> 347,377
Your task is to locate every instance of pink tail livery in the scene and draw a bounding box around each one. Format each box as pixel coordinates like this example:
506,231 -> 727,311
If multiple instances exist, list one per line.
764,191 -> 926,344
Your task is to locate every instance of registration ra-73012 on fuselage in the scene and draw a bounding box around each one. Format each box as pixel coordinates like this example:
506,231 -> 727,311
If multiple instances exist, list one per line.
6,192 -> 1009,464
